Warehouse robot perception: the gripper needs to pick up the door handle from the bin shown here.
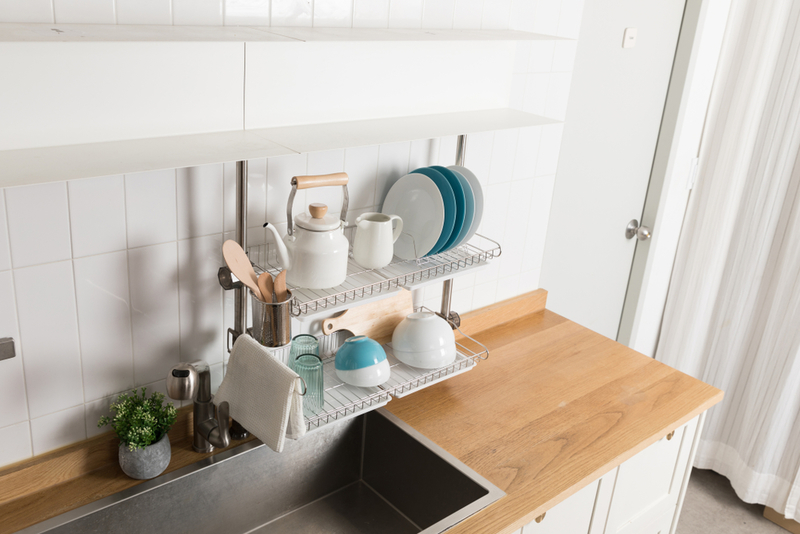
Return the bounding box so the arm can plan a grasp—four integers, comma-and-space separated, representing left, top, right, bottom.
626, 219, 652, 241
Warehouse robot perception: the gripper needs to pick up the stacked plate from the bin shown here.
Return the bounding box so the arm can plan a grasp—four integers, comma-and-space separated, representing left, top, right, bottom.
381, 165, 484, 260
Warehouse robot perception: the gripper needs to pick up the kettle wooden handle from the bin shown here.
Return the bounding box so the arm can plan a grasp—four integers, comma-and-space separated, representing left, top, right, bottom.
292, 172, 349, 189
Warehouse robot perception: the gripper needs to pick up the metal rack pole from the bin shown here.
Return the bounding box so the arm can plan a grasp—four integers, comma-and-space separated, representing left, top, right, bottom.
234, 160, 249, 340
440, 134, 467, 327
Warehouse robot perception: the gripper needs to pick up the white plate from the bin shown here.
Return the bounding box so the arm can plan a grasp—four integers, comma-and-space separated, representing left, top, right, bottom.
448, 165, 484, 245
382, 173, 445, 260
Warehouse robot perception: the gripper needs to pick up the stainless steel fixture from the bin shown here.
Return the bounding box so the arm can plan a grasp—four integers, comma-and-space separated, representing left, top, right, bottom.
625, 219, 653, 241
166, 361, 230, 453
20, 410, 505, 534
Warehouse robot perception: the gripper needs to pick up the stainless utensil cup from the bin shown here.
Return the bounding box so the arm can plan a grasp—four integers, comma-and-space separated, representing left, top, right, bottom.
250, 289, 293, 347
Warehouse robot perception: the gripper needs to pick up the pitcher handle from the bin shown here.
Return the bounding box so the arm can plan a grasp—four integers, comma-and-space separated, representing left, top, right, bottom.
390, 215, 404, 244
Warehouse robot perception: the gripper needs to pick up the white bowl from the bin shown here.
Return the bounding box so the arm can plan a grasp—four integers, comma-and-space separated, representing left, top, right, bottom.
392, 312, 456, 369
335, 359, 391, 387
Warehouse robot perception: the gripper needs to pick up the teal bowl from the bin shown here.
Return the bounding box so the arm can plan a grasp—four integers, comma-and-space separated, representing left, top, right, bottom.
335, 336, 391, 387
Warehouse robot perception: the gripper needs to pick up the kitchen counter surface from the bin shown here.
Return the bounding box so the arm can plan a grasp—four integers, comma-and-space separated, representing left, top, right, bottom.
0, 291, 722, 534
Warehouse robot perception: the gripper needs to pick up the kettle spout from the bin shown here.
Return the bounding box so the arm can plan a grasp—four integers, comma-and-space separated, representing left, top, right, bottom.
263, 222, 292, 271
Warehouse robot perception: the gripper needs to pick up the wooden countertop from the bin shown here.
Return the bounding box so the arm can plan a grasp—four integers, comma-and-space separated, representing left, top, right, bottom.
386, 295, 723, 534
0, 290, 722, 534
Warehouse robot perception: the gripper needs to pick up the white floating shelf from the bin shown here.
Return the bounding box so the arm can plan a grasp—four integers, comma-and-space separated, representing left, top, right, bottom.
0, 109, 557, 188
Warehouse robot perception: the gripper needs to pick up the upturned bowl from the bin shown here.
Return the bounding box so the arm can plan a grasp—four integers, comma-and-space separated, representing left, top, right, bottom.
335, 335, 391, 387
391, 312, 456, 369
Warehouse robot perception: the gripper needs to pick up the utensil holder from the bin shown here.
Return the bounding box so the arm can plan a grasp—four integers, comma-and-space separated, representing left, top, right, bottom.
250, 289, 293, 347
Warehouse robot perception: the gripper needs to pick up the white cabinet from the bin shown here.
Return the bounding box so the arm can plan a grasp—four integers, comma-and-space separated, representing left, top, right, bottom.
513, 414, 703, 534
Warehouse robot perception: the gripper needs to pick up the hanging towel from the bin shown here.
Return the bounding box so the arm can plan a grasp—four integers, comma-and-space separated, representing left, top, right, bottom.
214, 334, 306, 452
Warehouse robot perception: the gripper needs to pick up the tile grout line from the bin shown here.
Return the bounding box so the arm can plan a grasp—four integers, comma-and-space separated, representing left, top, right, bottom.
122, 174, 137, 393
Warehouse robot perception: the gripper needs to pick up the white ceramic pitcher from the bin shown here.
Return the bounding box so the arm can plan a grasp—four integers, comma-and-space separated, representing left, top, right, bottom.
353, 212, 403, 270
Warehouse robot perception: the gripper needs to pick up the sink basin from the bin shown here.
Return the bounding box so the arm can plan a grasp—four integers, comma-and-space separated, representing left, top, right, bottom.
22, 409, 504, 534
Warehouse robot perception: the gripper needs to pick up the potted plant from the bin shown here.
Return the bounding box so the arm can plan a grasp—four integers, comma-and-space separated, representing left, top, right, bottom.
98, 388, 178, 480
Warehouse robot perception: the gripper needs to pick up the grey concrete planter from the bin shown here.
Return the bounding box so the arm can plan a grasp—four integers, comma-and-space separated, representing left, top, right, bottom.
119, 433, 171, 480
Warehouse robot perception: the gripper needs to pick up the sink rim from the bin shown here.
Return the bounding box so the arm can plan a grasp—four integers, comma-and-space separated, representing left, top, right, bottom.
19, 408, 505, 534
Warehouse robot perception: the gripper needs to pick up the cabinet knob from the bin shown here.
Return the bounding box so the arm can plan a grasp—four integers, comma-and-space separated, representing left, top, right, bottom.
535, 512, 546, 523
666, 430, 675, 441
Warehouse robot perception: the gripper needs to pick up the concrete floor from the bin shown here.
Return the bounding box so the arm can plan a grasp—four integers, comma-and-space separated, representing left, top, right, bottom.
677, 469, 790, 534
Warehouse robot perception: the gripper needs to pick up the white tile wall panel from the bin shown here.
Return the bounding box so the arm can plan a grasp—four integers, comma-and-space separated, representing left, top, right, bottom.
375, 141, 411, 205
479, 182, 511, 239
557, 0, 584, 39
125, 169, 177, 249
352, 0, 389, 27
53, 0, 115, 24
437, 135, 459, 167
496, 273, 520, 301
84, 394, 116, 439
553, 40, 578, 72
314, 0, 353, 27
173, 0, 223, 25
224, 0, 270, 25
529, 40, 555, 72
306, 149, 346, 212
178, 235, 224, 365
499, 177, 534, 277
488, 129, 519, 184
533, 0, 561, 36
0, 271, 27, 428
452, 0, 483, 29
245, 41, 515, 131
5, 182, 72, 269
73, 251, 134, 402
115, 0, 172, 24
223, 162, 238, 233
480, 0, 510, 29
0, 0, 53, 23
422, 0, 455, 29
409, 138, 441, 171
388, 0, 423, 28
30, 405, 86, 455
272, 0, 312, 26
523, 73, 550, 116
0, 422, 32, 465
68, 175, 127, 258
544, 71, 572, 121
247, 159, 268, 228
513, 125, 542, 181
536, 123, 564, 176
509, 0, 535, 32
471, 279, 498, 310
177, 164, 224, 240
14, 261, 84, 418
344, 146, 380, 210
128, 242, 180, 386
524, 174, 555, 268
0, 190, 10, 271
463, 131, 494, 184
0, 42, 244, 151
266, 154, 308, 223
514, 41, 532, 73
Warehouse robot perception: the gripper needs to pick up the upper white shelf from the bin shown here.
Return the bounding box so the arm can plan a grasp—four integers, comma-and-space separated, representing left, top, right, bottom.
0, 109, 558, 188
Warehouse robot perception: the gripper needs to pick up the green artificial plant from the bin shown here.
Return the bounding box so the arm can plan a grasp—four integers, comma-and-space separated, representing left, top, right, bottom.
98, 388, 178, 451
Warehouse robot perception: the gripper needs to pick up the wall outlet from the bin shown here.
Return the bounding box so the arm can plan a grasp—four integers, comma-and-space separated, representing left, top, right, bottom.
623, 28, 638, 48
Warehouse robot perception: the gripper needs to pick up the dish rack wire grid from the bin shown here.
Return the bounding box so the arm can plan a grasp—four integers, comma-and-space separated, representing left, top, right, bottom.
264, 310, 489, 431
247, 226, 501, 317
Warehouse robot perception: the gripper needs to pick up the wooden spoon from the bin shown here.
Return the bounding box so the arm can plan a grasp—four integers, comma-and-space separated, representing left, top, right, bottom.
274, 270, 288, 303
257, 272, 274, 304
222, 240, 263, 301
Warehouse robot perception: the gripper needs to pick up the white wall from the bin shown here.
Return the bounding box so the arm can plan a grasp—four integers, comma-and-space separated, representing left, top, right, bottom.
0, 0, 584, 467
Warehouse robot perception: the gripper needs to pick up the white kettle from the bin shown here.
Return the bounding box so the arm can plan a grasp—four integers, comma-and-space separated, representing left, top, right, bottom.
264, 173, 350, 290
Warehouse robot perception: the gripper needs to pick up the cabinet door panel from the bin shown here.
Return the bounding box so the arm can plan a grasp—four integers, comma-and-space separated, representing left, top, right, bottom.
522, 479, 600, 534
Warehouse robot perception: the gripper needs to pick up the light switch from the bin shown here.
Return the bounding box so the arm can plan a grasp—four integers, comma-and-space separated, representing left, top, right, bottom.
622, 27, 638, 48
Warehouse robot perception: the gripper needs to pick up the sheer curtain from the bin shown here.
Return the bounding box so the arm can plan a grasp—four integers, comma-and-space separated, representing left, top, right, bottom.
656, 0, 800, 520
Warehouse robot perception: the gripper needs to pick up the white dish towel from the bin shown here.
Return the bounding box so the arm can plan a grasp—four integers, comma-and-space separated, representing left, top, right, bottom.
214, 334, 306, 452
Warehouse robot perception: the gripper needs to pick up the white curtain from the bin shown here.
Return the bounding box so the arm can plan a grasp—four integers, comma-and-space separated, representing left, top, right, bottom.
656, 0, 800, 520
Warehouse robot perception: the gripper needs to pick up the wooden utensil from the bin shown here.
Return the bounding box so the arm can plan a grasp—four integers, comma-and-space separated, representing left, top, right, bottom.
274, 270, 288, 303
222, 240, 263, 301
322, 290, 413, 343
257, 272, 274, 303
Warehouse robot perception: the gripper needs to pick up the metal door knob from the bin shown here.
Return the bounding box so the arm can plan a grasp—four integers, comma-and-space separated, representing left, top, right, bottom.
625, 220, 652, 241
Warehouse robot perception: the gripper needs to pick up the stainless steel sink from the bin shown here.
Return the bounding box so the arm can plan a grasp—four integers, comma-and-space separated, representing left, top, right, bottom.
21, 409, 504, 534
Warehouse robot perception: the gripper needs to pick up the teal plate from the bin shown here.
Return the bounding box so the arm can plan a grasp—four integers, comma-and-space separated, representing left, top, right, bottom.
432, 166, 473, 251
411, 167, 457, 255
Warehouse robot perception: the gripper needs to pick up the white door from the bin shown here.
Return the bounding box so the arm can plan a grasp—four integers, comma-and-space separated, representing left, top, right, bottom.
539, 0, 687, 338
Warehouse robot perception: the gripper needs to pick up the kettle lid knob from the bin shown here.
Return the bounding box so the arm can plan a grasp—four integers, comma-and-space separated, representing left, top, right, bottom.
309, 203, 328, 219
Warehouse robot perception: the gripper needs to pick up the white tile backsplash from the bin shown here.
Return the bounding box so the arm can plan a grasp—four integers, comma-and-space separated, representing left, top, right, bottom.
173, 0, 223, 25
73, 252, 134, 402
68, 175, 127, 258
14, 261, 84, 419
5, 182, 72, 269
31, 405, 86, 455
125, 170, 177, 249
0, 189, 11, 271
0, 0, 582, 466
0, 0, 53, 23
115, 0, 172, 24
128, 242, 180, 386
53, 0, 115, 23
177, 164, 224, 240
0, 271, 27, 428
